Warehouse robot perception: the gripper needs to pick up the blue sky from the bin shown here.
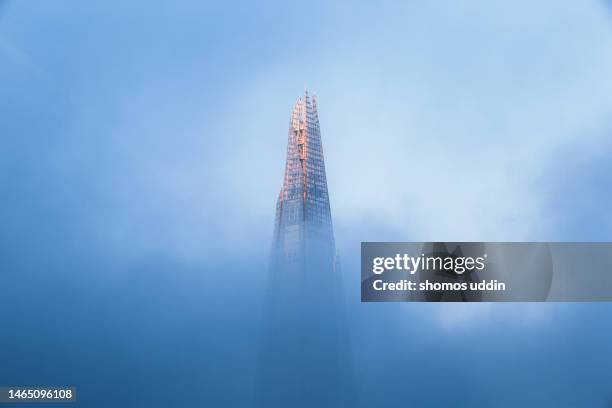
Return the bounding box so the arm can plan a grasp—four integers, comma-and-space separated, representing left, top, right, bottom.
1, 1, 612, 406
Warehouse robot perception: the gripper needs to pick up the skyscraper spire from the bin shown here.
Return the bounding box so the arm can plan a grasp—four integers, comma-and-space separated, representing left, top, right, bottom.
257, 91, 354, 406
273, 90, 335, 267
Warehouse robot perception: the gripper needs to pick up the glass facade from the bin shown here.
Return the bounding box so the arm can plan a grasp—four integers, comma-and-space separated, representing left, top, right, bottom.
273, 90, 336, 268
258, 91, 354, 407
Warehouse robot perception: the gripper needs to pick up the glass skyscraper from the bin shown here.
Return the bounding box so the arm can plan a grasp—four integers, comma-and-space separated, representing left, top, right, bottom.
272, 90, 336, 271
257, 91, 354, 407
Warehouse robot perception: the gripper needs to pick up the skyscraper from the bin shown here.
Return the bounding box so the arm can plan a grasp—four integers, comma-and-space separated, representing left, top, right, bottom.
257, 91, 354, 407
272, 90, 336, 272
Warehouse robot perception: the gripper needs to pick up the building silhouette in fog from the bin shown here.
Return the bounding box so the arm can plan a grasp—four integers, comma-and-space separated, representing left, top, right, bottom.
257, 90, 353, 407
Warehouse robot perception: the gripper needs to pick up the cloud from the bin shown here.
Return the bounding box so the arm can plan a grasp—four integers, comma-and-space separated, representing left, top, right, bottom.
222, 0, 612, 329
4, 0, 612, 270
431, 303, 558, 332
230, 0, 612, 244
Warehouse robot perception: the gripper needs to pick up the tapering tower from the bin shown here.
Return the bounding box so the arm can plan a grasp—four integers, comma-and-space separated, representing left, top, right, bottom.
257, 91, 354, 407
273, 90, 335, 270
